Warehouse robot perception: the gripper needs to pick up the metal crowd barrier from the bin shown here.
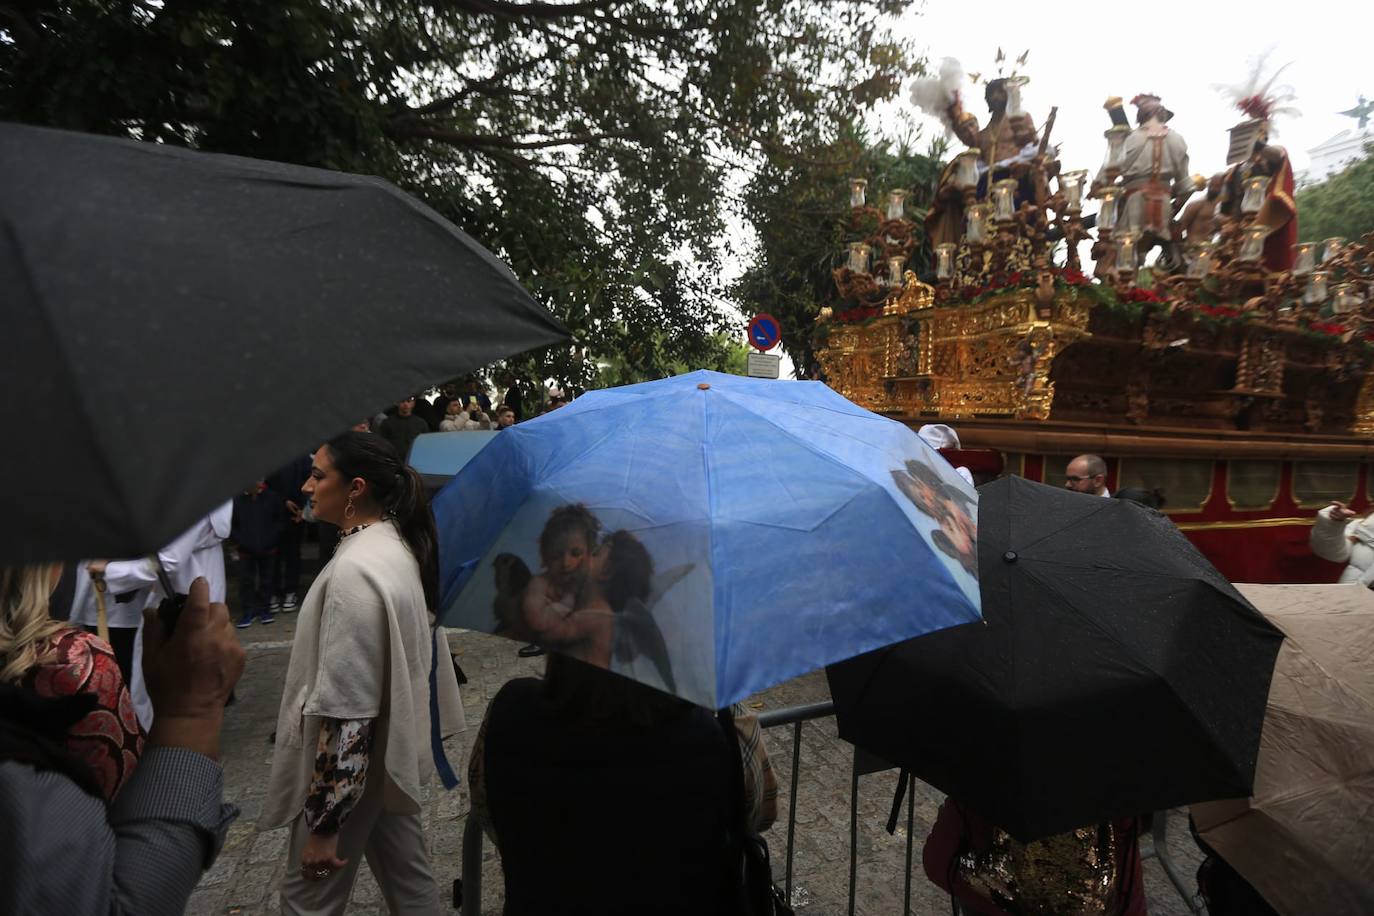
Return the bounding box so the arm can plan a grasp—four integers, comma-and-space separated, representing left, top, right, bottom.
456, 699, 1204, 914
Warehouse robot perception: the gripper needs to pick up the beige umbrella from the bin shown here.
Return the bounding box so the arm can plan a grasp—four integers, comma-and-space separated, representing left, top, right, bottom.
1191, 583, 1374, 916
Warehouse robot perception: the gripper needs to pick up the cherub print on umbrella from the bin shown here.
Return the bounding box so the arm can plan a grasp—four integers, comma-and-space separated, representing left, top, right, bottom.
492, 504, 684, 695
891, 460, 978, 578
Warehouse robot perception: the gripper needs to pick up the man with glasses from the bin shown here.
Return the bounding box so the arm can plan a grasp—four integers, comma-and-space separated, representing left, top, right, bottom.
1065, 454, 1111, 497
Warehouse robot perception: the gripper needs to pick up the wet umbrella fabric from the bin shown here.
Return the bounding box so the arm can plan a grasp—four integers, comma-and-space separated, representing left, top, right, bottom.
1191, 583, 1374, 916
0, 122, 568, 563
431, 370, 982, 710
827, 475, 1284, 843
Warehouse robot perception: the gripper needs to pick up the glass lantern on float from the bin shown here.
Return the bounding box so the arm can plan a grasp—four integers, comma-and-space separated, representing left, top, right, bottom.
1097, 187, 1121, 234
1186, 241, 1215, 280
1237, 226, 1267, 262
934, 243, 956, 280
1240, 176, 1270, 215
849, 178, 868, 209
886, 189, 908, 221
1059, 170, 1087, 214
1102, 125, 1130, 175
887, 257, 905, 288
1332, 283, 1362, 315
953, 150, 981, 191
1292, 243, 1318, 277
965, 203, 992, 244
1321, 237, 1346, 263
1115, 231, 1141, 275
847, 242, 870, 274
991, 179, 1018, 222
1304, 270, 1330, 305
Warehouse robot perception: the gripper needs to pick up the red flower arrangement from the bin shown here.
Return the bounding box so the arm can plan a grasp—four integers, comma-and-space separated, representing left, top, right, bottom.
1198, 304, 1241, 319
1121, 287, 1165, 304
833, 305, 885, 324
1308, 321, 1349, 336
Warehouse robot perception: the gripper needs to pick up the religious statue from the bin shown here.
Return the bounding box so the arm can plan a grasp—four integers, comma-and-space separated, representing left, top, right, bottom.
1178, 173, 1224, 244
1216, 58, 1300, 272
912, 56, 1040, 249
1114, 94, 1191, 267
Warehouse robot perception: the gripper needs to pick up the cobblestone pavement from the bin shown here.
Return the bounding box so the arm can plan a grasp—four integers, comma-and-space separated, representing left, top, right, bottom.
191, 555, 1205, 915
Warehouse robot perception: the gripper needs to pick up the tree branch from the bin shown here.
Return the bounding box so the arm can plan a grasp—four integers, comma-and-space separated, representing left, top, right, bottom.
447, 0, 615, 20
390, 121, 635, 150
0, 4, 40, 44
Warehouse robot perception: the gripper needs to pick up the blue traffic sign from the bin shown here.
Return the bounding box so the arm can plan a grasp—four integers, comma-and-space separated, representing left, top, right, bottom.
748, 313, 782, 352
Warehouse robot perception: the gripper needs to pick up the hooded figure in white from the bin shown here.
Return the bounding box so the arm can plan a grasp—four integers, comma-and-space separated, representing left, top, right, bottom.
917, 424, 975, 486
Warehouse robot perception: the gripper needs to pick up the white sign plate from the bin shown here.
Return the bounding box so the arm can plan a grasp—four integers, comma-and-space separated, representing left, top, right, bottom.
746, 352, 781, 379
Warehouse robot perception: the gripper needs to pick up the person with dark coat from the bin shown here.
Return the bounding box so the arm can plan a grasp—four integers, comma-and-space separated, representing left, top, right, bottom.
231, 482, 286, 628
377, 397, 430, 461
266, 452, 313, 612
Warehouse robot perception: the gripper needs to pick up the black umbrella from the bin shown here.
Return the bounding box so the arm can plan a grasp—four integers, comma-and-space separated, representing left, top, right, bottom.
0, 122, 569, 563
826, 476, 1284, 842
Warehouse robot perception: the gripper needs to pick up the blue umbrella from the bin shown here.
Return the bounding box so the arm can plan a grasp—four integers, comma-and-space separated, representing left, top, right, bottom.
432, 370, 980, 708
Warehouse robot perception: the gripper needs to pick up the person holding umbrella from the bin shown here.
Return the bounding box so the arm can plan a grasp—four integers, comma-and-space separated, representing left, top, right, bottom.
261, 431, 464, 914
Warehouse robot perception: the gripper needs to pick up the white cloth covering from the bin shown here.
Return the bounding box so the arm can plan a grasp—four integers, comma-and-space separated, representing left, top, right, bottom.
1310, 505, 1374, 587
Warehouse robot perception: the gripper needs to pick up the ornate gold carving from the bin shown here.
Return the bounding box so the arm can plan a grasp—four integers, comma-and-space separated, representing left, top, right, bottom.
1354, 372, 1374, 436
820, 288, 1091, 420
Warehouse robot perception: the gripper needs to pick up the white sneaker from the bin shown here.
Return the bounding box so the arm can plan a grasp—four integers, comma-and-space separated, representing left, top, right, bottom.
268, 595, 283, 611
282, 592, 298, 610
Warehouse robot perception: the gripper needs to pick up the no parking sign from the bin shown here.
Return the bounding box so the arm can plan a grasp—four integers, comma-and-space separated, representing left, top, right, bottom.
747, 313, 782, 352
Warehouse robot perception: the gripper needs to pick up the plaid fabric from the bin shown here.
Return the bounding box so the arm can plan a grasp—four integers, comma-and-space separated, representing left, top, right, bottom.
730, 704, 778, 833
1, 747, 236, 915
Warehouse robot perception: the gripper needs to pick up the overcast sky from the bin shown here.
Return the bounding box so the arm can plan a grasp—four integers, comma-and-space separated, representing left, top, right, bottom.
897, 0, 1374, 181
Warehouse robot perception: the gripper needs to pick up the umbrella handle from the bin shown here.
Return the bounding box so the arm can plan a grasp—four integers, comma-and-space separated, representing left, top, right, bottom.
91, 575, 111, 645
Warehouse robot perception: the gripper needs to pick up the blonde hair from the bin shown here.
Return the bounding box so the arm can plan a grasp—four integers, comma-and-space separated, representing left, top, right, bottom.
0, 564, 68, 684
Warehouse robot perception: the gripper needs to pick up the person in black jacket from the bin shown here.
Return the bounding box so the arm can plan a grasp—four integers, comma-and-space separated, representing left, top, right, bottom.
231, 482, 286, 628
266, 453, 313, 612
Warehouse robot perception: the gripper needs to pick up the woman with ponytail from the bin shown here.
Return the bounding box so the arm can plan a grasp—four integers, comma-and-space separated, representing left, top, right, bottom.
262, 431, 464, 914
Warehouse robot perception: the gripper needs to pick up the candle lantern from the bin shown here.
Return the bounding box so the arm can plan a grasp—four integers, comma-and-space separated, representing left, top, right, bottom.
1059, 170, 1087, 213
1102, 125, 1130, 171
1240, 175, 1270, 214
1097, 187, 1121, 233
1186, 241, 1214, 279
1304, 271, 1330, 305
886, 189, 908, 221
1237, 227, 1267, 262
849, 178, 868, 209
1321, 237, 1346, 263
1332, 283, 1362, 315
888, 256, 905, 287
1292, 243, 1318, 277
934, 243, 956, 280
991, 179, 1018, 222
847, 242, 870, 274
965, 203, 992, 244
953, 151, 981, 190
1115, 231, 1141, 274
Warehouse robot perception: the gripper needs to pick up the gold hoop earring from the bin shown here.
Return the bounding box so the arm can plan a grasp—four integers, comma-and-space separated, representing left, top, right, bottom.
344, 496, 356, 520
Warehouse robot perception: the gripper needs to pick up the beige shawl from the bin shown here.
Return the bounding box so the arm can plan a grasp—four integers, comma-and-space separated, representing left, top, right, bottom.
261, 520, 465, 829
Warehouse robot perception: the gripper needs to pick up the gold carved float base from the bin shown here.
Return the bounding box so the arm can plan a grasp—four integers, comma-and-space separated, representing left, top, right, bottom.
818, 288, 1091, 421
